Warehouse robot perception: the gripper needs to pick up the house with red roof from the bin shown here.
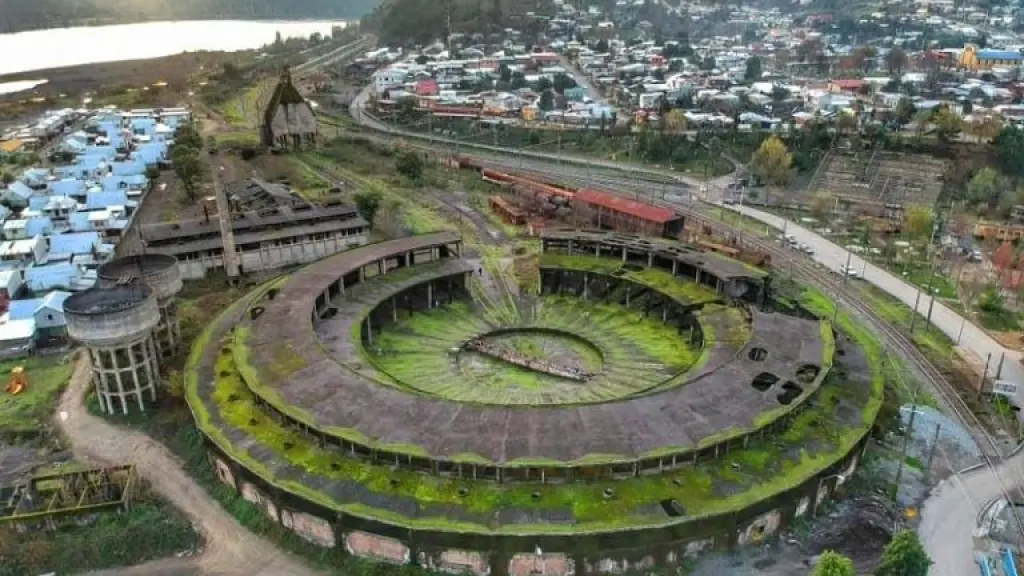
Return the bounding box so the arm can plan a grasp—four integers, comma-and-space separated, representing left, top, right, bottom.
415, 79, 439, 96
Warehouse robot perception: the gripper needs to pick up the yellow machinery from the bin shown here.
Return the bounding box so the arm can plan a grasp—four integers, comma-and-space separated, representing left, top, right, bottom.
5, 365, 26, 395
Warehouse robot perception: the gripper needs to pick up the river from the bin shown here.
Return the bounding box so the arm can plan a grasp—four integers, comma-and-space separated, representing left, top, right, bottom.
0, 19, 348, 78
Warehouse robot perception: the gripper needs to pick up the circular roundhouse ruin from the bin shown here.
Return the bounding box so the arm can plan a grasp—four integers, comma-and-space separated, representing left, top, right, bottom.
185, 230, 882, 575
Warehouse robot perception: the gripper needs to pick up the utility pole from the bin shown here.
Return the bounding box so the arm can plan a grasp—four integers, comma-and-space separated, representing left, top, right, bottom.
893, 391, 920, 505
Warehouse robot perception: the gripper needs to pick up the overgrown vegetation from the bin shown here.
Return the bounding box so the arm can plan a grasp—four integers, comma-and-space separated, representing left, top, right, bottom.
0, 356, 73, 441
0, 495, 199, 576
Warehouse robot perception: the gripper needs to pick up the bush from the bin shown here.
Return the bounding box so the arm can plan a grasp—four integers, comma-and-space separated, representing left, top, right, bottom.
396, 151, 424, 180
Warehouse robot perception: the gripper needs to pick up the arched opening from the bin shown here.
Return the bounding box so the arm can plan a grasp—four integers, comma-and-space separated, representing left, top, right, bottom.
795, 364, 821, 384
748, 347, 768, 362
776, 381, 803, 405
751, 372, 780, 392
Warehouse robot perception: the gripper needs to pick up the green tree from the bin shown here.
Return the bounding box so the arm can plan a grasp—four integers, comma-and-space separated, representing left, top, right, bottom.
933, 106, 963, 142
170, 145, 204, 202
539, 90, 555, 112
906, 206, 935, 245
967, 167, 1004, 208
175, 122, 203, 150
744, 56, 763, 81
875, 530, 932, 576
1, 172, 13, 186
750, 135, 794, 186
813, 550, 856, 576
353, 191, 382, 229
994, 125, 1024, 179
396, 151, 424, 180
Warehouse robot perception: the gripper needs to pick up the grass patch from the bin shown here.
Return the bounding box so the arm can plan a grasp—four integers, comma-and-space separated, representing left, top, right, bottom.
0, 495, 199, 576
0, 356, 74, 440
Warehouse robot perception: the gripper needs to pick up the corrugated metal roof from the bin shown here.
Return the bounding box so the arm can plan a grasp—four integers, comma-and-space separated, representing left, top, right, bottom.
575, 188, 680, 224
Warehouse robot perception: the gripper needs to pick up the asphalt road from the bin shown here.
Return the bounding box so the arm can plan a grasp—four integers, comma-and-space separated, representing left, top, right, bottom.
724, 204, 1024, 392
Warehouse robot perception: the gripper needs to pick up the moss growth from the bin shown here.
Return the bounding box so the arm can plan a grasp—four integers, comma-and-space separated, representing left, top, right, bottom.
540, 253, 722, 305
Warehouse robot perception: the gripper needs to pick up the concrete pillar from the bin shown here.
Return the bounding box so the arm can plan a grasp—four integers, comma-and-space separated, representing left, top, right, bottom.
392, 297, 398, 322
568, 240, 574, 256
90, 335, 160, 416
366, 316, 373, 345
404, 252, 411, 267
625, 287, 630, 307
427, 282, 434, 309
672, 260, 678, 276
359, 266, 365, 282
378, 260, 384, 276
583, 274, 588, 300
622, 247, 627, 262
647, 252, 653, 267
596, 245, 601, 258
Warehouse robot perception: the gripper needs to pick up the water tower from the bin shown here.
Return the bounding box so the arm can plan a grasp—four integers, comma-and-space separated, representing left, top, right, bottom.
63, 285, 161, 415
96, 253, 182, 357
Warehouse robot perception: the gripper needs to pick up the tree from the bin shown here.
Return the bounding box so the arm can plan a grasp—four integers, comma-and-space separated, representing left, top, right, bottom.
813, 551, 856, 576
353, 191, 382, 229
885, 47, 909, 76
744, 56, 763, 81
967, 167, 1004, 208
875, 530, 932, 576
851, 45, 876, 72
170, 145, 204, 202
993, 125, 1024, 180
175, 121, 203, 150
895, 98, 917, 129
968, 114, 1003, 142
993, 241, 1015, 271
808, 191, 832, 219
933, 106, 963, 142
836, 112, 857, 134
750, 136, 794, 186
664, 109, 687, 133
906, 206, 935, 245
0, 172, 13, 186
538, 90, 555, 112
396, 151, 424, 180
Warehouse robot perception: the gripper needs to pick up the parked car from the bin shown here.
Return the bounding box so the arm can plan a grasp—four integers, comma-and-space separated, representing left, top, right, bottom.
799, 243, 814, 255
839, 265, 860, 278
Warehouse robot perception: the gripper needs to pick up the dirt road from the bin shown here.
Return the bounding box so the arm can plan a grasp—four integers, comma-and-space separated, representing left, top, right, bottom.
59, 354, 323, 576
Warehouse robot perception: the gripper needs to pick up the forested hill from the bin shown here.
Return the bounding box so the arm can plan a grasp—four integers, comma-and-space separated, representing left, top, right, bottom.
362, 0, 556, 47
0, 0, 379, 34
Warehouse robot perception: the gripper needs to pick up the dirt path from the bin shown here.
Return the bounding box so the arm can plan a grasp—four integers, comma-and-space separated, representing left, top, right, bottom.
58, 354, 324, 576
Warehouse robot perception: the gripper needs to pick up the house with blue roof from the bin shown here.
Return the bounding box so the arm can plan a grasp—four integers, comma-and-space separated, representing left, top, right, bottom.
22, 168, 51, 189
0, 290, 72, 355
24, 217, 54, 238
111, 159, 146, 176
24, 262, 95, 293
47, 231, 100, 259
959, 44, 1024, 70
2, 181, 33, 208
102, 174, 148, 196
48, 178, 85, 198
133, 142, 169, 165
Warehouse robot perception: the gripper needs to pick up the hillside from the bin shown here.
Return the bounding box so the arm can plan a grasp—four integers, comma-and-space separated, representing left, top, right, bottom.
362, 0, 555, 47
0, 0, 380, 34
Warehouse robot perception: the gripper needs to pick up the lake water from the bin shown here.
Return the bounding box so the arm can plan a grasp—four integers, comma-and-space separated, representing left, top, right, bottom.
0, 20, 349, 77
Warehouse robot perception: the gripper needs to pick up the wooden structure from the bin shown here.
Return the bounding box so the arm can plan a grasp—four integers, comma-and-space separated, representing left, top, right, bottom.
1, 465, 137, 531
260, 67, 318, 149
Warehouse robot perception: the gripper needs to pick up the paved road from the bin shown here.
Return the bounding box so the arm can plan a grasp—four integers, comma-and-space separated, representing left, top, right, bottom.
724, 203, 1024, 392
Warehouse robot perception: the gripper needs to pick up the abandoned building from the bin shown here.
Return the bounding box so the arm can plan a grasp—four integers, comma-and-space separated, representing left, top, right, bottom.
141, 204, 369, 279
225, 178, 309, 212
260, 67, 318, 149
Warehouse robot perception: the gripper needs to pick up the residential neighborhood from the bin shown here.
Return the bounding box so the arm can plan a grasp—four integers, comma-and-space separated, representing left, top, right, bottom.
0, 105, 187, 355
